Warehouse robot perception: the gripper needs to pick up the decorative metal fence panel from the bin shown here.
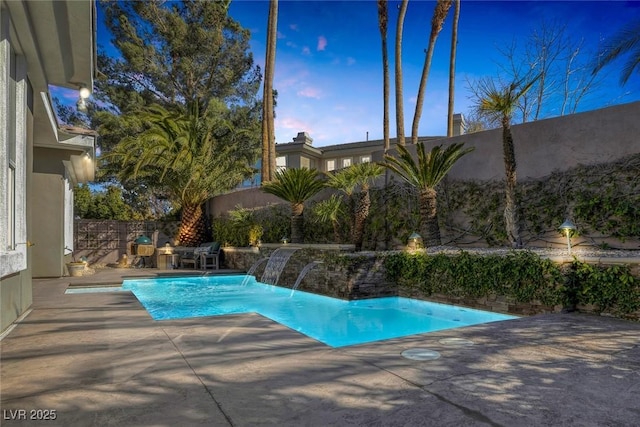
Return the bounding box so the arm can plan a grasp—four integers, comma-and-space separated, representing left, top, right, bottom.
74, 220, 180, 264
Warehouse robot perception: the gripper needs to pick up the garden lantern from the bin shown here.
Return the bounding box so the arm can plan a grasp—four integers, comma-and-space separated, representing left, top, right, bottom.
559, 219, 576, 254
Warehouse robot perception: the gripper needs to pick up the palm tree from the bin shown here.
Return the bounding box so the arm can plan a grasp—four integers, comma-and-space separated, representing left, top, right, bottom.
447, 0, 460, 137
109, 103, 258, 246
326, 162, 384, 251
395, 0, 409, 146
377, 0, 390, 152
262, 0, 279, 183
383, 142, 474, 247
262, 168, 324, 243
411, 0, 452, 145
474, 76, 539, 248
312, 194, 345, 243
593, 18, 640, 85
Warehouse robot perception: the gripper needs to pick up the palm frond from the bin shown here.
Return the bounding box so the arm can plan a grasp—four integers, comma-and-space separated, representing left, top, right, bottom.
262, 168, 324, 204
383, 142, 474, 190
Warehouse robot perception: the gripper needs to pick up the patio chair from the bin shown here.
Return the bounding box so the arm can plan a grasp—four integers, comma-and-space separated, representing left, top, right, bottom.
199, 242, 221, 270
180, 242, 220, 269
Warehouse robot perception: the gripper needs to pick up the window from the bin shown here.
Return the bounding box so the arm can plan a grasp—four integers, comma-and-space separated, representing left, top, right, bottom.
360, 155, 371, 163
276, 156, 287, 172
1, 13, 28, 276
326, 159, 336, 171
342, 158, 352, 168
6, 44, 17, 250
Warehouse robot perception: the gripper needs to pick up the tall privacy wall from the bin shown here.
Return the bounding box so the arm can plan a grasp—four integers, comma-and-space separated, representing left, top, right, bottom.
374, 101, 640, 181
209, 102, 640, 215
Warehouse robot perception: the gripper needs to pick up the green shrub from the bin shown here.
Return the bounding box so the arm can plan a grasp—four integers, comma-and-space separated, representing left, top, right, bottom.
385, 250, 567, 306
569, 262, 640, 316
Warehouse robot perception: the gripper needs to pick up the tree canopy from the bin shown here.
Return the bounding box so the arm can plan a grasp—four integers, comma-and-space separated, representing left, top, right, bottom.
90, 0, 262, 224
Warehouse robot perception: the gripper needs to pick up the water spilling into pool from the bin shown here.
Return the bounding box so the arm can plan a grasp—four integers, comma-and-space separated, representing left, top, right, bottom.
119, 275, 517, 347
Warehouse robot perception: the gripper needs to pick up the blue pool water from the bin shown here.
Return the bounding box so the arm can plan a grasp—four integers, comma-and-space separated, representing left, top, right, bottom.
118, 275, 517, 347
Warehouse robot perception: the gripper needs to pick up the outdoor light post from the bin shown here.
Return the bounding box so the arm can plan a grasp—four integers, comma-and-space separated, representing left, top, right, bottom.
559, 219, 576, 255
407, 232, 423, 251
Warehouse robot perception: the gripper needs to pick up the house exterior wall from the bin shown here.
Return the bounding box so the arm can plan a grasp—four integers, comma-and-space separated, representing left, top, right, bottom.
1, 4, 31, 333
1, 0, 95, 334
30, 173, 65, 278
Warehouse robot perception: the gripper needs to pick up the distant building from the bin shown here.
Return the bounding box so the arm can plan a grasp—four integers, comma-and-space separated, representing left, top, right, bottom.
236, 114, 466, 188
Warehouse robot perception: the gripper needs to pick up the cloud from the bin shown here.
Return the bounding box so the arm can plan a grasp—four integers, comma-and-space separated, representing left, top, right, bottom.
289, 24, 299, 31
317, 36, 327, 51
346, 57, 356, 66
286, 41, 298, 49
277, 31, 286, 39
276, 116, 314, 139
297, 87, 322, 99
302, 46, 311, 55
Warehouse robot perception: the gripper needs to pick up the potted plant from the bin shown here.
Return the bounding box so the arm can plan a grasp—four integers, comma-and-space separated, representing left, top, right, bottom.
248, 224, 264, 247
65, 246, 86, 277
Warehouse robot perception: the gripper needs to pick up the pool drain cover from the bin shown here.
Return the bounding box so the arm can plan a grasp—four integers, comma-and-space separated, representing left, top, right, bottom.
401, 348, 441, 361
439, 338, 475, 347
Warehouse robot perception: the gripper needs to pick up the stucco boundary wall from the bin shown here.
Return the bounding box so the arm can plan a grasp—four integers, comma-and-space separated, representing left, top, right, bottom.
224, 245, 640, 320
372, 101, 640, 181
209, 101, 640, 216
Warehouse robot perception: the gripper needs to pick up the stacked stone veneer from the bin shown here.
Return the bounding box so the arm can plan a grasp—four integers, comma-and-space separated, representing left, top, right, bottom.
399, 288, 560, 316
222, 245, 396, 299
222, 245, 640, 319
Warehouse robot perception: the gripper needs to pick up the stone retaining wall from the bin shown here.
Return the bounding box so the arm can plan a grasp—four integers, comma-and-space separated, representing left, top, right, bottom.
399, 289, 561, 316
223, 245, 640, 319
223, 245, 395, 299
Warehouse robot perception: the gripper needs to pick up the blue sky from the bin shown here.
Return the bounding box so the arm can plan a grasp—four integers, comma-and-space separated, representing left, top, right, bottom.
61, 1, 639, 148
227, 0, 640, 146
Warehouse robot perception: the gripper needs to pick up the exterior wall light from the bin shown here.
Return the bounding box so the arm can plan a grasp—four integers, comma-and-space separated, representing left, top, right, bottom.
281, 236, 289, 245
559, 219, 576, 254
79, 87, 91, 99
407, 232, 423, 251
77, 86, 91, 113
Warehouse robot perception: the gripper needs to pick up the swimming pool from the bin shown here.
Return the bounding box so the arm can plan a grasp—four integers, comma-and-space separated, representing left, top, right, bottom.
114, 275, 517, 347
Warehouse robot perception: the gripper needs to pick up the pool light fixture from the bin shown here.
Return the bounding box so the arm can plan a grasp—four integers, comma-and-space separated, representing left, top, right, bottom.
559, 219, 576, 254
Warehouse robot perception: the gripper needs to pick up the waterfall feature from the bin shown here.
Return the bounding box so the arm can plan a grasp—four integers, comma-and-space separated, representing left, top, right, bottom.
241, 257, 270, 286
260, 247, 300, 285
290, 261, 323, 296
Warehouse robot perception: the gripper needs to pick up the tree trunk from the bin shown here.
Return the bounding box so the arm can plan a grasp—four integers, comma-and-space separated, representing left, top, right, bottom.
378, 0, 390, 153
502, 118, 521, 248
261, 0, 278, 183
447, 0, 460, 137
418, 187, 441, 247
411, 0, 451, 145
352, 189, 371, 251
179, 203, 206, 246
394, 0, 408, 146
290, 202, 304, 243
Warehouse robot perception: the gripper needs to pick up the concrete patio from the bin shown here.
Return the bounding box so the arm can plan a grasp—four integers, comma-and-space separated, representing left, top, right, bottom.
1, 268, 639, 426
